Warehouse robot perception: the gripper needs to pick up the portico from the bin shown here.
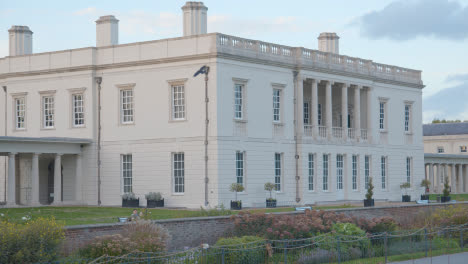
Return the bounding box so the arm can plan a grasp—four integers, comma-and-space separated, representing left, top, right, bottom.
424, 154, 468, 194
0, 137, 91, 206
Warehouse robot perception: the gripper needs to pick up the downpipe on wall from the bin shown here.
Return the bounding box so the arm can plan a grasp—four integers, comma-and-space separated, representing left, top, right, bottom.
95, 77, 102, 206
2, 85, 6, 203
293, 71, 301, 204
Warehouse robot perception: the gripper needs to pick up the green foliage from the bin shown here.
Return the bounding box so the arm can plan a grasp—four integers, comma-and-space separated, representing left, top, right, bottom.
366, 177, 374, 200
121, 192, 137, 200
442, 176, 450, 197
399, 182, 410, 189
264, 182, 275, 199
420, 179, 431, 188
229, 183, 244, 201
431, 119, 465, 123
428, 205, 468, 227
321, 223, 370, 252
144, 192, 162, 201
0, 217, 65, 264
214, 236, 265, 264
78, 220, 169, 258
198, 204, 232, 216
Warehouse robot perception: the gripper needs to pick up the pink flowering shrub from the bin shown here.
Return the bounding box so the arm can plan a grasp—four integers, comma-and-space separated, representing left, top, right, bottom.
79, 220, 170, 258
230, 210, 397, 240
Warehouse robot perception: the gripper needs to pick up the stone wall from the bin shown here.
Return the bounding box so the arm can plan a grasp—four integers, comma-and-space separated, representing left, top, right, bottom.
63, 202, 468, 253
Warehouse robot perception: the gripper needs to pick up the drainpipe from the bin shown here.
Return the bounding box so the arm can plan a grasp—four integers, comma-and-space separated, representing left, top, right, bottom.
293, 71, 301, 203
2, 86, 6, 203
95, 77, 102, 206
203, 67, 210, 206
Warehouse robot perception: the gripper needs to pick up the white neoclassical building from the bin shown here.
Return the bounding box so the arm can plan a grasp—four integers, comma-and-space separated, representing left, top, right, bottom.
423, 123, 468, 194
0, 2, 425, 208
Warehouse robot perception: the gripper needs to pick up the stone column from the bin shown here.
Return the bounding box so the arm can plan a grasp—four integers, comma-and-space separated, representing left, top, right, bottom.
311, 79, 318, 138
31, 153, 40, 206
451, 164, 456, 194
354, 85, 361, 140
7, 153, 17, 206
297, 75, 304, 137
429, 163, 434, 193
75, 154, 83, 203
366, 87, 373, 143
435, 163, 440, 193
463, 164, 467, 193
53, 154, 62, 205
458, 164, 463, 193
341, 83, 348, 140
325, 81, 332, 139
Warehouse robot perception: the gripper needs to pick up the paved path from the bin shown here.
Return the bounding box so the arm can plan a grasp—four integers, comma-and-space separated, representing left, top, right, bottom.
390, 252, 468, 264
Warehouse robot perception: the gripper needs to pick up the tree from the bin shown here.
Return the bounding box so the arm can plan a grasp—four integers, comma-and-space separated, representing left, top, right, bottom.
400, 182, 411, 196
230, 183, 244, 202
365, 177, 374, 200
420, 179, 431, 194
442, 176, 450, 197
264, 182, 275, 201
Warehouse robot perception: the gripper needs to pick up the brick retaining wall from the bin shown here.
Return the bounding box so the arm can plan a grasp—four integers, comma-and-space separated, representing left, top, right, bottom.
63, 202, 468, 253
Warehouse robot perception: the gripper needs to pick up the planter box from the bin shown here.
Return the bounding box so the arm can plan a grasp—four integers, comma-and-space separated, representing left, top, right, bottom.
363, 199, 374, 207
420, 195, 429, 200
402, 195, 411, 202
231, 200, 242, 210
441, 196, 451, 203
122, 198, 139, 208
266, 199, 277, 208
147, 199, 164, 208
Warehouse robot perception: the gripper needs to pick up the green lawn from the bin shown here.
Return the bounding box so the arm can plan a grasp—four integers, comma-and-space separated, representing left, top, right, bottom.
429, 193, 468, 201
0, 204, 356, 226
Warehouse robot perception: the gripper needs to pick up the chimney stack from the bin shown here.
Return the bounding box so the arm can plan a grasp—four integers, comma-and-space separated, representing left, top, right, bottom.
95, 15, 119, 47
181, 2, 208, 36
9, 26, 33, 56
318, 32, 339, 54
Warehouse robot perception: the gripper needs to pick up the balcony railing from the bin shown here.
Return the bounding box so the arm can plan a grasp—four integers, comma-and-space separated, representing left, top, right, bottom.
347, 128, 355, 139
303, 126, 370, 144
332, 127, 343, 139
318, 126, 327, 139
361, 129, 368, 141
304, 125, 313, 137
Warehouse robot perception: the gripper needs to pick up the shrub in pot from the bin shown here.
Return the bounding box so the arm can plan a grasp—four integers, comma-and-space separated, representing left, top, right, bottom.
364, 177, 374, 207
400, 182, 411, 202
145, 192, 164, 208
264, 182, 277, 208
420, 179, 431, 200
122, 192, 139, 208
441, 177, 451, 203
230, 183, 244, 210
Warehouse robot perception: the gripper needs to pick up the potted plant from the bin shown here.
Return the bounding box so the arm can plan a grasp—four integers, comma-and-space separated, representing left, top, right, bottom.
400, 182, 411, 202
229, 183, 244, 210
364, 177, 374, 207
420, 179, 431, 200
145, 192, 164, 208
441, 177, 451, 203
122, 192, 139, 208
264, 182, 277, 208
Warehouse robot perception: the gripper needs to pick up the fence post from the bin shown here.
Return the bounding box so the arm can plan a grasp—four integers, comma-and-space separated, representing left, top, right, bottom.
461, 228, 464, 249
336, 235, 341, 264
284, 240, 288, 264
424, 228, 428, 257
384, 232, 388, 264
221, 248, 225, 264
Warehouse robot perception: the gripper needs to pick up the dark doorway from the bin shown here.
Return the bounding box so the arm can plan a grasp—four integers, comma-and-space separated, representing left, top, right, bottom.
47, 161, 63, 204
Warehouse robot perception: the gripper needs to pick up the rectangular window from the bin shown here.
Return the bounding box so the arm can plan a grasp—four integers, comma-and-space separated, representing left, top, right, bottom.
404, 104, 411, 132
461, 146, 467, 153
379, 102, 385, 130
273, 89, 281, 122
122, 154, 132, 193
352, 155, 358, 190
318, 104, 322, 125
274, 153, 282, 191
406, 157, 411, 184
120, 89, 134, 124
173, 153, 185, 193
72, 94, 84, 127
437, 147, 444, 153
303, 102, 309, 124
365, 155, 370, 189
236, 151, 244, 186
336, 154, 344, 190
172, 85, 185, 120
323, 154, 329, 191
15, 97, 26, 129
234, 84, 243, 119
381, 156, 387, 189
43, 96, 55, 128
308, 153, 314, 191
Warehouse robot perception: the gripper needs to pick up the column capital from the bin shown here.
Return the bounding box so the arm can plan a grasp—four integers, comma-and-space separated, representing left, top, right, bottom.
8, 152, 17, 156
32, 153, 42, 156
55, 153, 64, 157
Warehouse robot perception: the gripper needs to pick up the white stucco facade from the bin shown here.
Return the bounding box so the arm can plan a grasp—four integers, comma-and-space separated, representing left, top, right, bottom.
0, 2, 425, 208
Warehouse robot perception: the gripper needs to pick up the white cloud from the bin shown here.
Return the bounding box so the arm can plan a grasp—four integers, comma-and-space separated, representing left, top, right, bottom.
74, 7, 97, 16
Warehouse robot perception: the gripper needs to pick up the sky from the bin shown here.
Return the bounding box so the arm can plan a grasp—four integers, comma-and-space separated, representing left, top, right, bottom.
1, 0, 467, 123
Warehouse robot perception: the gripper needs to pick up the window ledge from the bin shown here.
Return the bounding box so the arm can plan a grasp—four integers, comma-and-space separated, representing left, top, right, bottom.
120, 122, 135, 126
169, 119, 187, 123
41, 127, 56, 131
379, 130, 388, 133
171, 193, 184, 196
72, 125, 86, 129
273, 122, 285, 126
234, 119, 248, 123
405, 132, 413, 135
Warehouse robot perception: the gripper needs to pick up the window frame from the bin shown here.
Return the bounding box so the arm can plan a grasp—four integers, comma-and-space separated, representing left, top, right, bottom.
379, 98, 389, 131
460, 146, 467, 153
352, 155, 358, 191
336, 154, 344, 190
318, 103, 322, 126
173, 152, 185, 194
121, 154, 133, 194
42, 95, 55, 129
118, 84, 135, 125
381, 156, 387, 190
364, 155, 371, 190
303, 102, 309, 125
13, 95, 26, 130
308, 153, 314, 191
406, 157, 412, 184
236, 151, 245, 188
274, 153, 282, 192
273, 88, 282, 123
323, 154, 329, 191
171, 84, 186, 121
72, 93, 85, 128
437, 146, 444, 153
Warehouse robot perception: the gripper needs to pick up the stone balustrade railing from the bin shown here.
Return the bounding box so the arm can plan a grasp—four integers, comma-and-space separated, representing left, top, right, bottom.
216, 34, 422, 85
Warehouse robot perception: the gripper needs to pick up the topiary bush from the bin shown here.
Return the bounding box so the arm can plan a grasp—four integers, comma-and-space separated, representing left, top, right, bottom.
213, 236, 265, 264
78, 220, 170, 258
0, 217, 65, 264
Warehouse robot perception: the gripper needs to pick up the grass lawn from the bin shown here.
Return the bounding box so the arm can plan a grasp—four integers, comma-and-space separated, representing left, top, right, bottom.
0, 204, 355, 226
428, 193, 468, 201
